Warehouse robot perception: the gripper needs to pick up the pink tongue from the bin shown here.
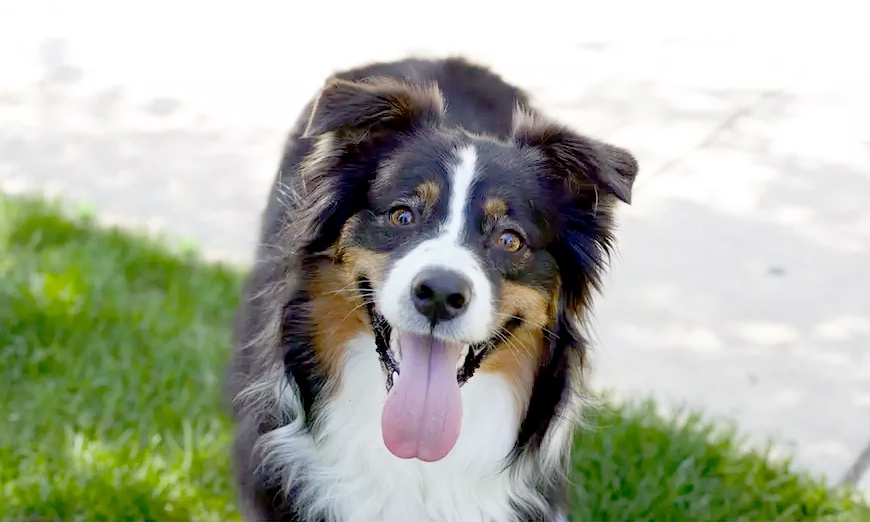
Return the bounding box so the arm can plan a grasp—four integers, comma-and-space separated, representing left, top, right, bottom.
381, 332, 463, 462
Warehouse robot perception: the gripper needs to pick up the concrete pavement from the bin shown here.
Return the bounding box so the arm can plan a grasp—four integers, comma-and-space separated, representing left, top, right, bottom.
2, 0, 869, 490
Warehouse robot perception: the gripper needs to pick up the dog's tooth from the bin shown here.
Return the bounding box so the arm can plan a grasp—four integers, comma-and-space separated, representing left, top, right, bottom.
392, 371, 399, 382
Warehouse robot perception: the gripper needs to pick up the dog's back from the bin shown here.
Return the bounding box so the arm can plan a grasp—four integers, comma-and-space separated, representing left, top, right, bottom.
333, 57, 529, 136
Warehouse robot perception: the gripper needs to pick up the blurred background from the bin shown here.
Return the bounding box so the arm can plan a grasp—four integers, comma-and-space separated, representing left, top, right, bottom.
2, 0, 868, 502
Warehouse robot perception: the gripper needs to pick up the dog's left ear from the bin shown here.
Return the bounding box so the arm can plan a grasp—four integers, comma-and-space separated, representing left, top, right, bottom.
303, 77, 445, 140
511, 107, 638, 204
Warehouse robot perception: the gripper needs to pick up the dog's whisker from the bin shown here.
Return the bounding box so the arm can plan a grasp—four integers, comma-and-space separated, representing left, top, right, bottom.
493, 328, 530, 364
493, 310, 558, 338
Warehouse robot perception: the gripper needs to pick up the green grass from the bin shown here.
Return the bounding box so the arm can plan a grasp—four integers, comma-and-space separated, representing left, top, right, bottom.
0, 193, 867, 522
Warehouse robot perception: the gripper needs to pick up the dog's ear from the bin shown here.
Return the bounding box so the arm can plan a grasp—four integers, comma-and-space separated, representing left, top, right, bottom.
303, 77, 445, 140
511, 106, 638, 204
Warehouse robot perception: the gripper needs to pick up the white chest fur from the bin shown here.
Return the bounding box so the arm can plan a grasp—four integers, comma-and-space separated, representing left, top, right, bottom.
269, 333, 532, 522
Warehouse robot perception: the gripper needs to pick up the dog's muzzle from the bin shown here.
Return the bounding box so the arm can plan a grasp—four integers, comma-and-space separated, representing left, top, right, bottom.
357, 278, 521, 391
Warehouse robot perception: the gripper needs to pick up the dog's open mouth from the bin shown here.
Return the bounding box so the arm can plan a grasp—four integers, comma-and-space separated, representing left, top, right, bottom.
358, 278, 521, 461
358, 278, 521, 390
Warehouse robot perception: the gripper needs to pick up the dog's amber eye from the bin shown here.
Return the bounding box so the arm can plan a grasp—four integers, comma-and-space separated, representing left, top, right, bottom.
497, 230, 523, 253
389, 206, 415, 226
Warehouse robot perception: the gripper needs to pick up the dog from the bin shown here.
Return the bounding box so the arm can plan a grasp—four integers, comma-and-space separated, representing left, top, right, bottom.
227, 56, 638, 522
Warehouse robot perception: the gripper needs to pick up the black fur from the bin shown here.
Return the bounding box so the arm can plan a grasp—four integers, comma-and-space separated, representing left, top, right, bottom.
227, 56, 638, 521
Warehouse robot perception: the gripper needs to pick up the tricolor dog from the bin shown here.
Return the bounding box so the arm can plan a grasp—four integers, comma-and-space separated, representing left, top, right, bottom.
227, 56, 639, 521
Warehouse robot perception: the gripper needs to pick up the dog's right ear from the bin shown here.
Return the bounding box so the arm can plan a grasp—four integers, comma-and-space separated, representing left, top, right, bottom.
511, 106, 638, 205
303, 77, 445, 140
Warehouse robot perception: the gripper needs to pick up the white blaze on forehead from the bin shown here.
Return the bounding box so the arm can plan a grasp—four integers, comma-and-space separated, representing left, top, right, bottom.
376, 143, 495, 343
442, 145, 478, 242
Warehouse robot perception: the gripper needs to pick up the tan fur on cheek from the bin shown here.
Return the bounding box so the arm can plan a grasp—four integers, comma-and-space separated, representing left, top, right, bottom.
307, 262, 370, 379
478, 281, 553, 414
498, 282, 550, 330
307, 244, 389, 385
478, 328, 545, 416
340, 246, 389, 286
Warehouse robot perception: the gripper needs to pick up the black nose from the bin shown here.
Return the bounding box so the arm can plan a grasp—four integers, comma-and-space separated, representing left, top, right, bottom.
411, 268, 472, 324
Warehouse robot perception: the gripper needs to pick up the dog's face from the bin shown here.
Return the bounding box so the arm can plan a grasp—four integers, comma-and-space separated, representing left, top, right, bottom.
349, 134, 557, 342
299, 77, 637, 462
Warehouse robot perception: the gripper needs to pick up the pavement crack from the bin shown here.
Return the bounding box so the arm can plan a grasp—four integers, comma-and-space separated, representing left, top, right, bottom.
839, 437, 870, 487
644, 89, 784, 181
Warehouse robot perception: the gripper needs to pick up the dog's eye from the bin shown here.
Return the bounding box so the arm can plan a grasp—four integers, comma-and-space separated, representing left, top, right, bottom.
497, 230, 524, 253
389, 206, 415, 226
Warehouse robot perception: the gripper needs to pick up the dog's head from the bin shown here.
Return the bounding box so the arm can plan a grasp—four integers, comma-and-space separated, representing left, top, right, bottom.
293, 76, 637, 462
